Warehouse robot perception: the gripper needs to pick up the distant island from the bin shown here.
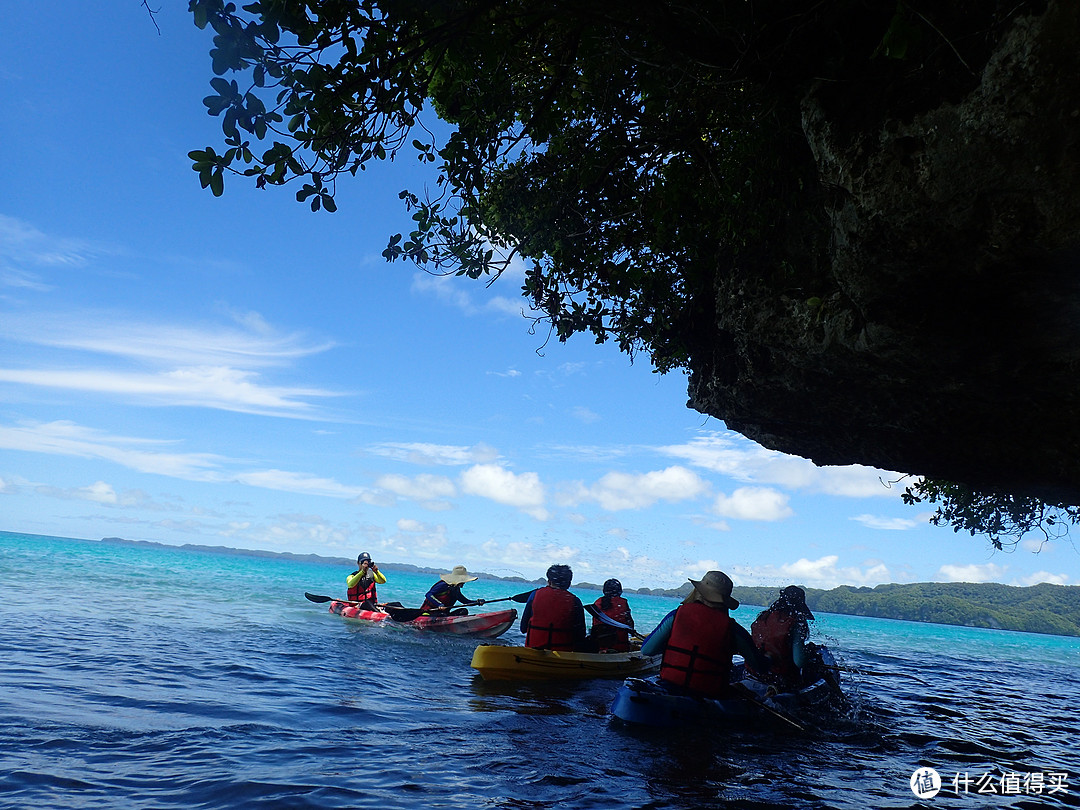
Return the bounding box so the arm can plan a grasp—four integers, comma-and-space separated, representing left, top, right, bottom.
100, 537, 1080, 637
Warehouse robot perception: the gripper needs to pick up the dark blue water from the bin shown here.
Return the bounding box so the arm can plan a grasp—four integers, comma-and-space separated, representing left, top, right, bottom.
1, 531, 1078, 809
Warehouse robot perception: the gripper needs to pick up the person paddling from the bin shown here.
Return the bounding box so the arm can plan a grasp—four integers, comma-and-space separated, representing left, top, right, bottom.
590, 578, 635, 652
346, 552, 386, 610
419, 565, 486, 615
520, 564, 588, 651
641, 570, 768, 698
747, 585, 815, 689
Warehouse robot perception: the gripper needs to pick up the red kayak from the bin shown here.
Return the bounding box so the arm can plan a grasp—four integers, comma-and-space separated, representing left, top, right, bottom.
327, 600, 517, 638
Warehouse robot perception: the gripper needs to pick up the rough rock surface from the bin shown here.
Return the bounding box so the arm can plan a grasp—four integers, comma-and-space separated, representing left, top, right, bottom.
687, 0, 1080, 502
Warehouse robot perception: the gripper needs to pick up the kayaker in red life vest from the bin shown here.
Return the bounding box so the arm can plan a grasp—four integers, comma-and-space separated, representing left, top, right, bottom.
419, 565, 487, 614
520, 564, 588, 651
346, 552, 386, 609
590, 578, 635, 652
640, 570, 769, 698
747, 585, 815, 689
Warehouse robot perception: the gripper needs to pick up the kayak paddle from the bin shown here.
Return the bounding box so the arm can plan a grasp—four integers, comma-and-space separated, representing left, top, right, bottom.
731, 683, 808, 732
485, 590, 535, 604
584, 604, 647, 640
384, 591, 534, 622
304, 593, 392, 610
305, 592, 346, 604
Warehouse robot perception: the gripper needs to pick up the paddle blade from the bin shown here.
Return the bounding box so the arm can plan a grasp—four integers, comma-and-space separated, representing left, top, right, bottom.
585, 604, 645, 639
509, 590, 534, 603
383, 606, 429, 622
305, 592, 335, 603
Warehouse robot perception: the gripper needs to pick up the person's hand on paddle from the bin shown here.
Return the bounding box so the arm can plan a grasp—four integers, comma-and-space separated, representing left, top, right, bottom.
475, 599, 486, 605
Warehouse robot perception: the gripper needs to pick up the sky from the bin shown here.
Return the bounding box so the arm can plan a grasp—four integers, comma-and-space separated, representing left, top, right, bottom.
1, 3, 1075, 592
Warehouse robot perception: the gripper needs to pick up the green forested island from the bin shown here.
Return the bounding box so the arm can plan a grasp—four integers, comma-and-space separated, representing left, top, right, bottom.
725, 582, 1080, 638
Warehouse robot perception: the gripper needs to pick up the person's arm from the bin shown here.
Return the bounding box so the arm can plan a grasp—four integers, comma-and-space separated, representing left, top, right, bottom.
640, 609, 677, 656
572, 596, 588, 643
419, 583, 440, 610
372, 566, 387, 585
345, 570, 363, 588
519, 591, 535, 634
732, 621, 770, 673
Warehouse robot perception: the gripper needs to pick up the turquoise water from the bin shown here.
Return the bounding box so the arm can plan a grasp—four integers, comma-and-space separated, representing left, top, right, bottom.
1, 530, 1078, 809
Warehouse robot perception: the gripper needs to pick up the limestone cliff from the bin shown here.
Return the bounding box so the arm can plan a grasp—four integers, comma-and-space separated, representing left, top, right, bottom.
687, 0, 1080, 503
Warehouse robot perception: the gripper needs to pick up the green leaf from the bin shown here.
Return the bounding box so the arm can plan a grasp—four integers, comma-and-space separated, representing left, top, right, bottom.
209, 169, 224, 197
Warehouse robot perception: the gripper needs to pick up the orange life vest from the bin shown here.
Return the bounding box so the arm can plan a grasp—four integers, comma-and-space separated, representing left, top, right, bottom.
347, 571, 378, 604
750, 609, 802, 683
525, 587, 581, 651
591, 595, 632, 651
659, 602, 734, 697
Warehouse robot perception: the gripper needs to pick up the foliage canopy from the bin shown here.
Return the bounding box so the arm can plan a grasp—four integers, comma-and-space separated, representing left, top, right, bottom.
187, 0, 845, 370
188, 0, 1074, 551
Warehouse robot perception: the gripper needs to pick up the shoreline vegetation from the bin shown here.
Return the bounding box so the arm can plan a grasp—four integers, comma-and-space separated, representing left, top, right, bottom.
97, 536, 1080, 638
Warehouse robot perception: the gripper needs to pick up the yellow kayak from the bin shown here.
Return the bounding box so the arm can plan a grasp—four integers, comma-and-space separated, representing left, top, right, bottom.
470, 644, 661, 682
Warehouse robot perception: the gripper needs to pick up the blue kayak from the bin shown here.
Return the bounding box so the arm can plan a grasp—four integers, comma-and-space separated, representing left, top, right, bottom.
610, 650, 845, 729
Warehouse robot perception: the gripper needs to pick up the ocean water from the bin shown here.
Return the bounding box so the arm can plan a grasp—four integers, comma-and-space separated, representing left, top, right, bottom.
1, 530, 1078, 810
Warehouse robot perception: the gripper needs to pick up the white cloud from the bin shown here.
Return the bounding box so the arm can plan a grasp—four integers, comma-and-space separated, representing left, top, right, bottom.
730, 554, 891, 589
386, 518, 450, 558
460, 464, 548, 519
0, 420, 224, 480
1018, 571, 1070, 586
411, 272, 525, 318
850, 513, 923, 530
479, 538, 581, 572
0, 311, 336, 368
0, 311, 343, 418
0, 267, 53, 292
376, 474, 456, 499
660, 431, 899, 498
0, 366, 339, 419
712, 487, 793, 521
219, 515, 357, 551
936, 563, 1009, 583
570, 406, 600, 424
0, 214, 109, 273
367, 442, 499, 466
233, 469, 369, 500
570, 466, 710, 511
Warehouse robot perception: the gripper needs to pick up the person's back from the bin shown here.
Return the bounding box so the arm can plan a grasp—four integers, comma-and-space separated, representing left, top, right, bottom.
642, 570, 767, 698
521, 564, 586, 651
749, 585, 813, 688
659, 599, 735, 697
591, 578, 634, 652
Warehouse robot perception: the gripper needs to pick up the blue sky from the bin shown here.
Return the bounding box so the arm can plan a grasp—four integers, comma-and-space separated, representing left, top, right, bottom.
1, 3, 1074, 590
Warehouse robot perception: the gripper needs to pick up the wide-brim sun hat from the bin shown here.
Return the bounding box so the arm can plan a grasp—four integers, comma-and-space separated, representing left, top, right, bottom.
440, 565, 478, 586
684, 570, 739, 610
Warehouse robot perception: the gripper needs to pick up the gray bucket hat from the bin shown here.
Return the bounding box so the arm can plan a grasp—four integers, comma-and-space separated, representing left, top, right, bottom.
683, 570, 740, 609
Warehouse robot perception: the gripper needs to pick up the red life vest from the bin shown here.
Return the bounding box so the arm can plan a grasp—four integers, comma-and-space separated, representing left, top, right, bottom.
525, 587, 581, 651
591, 595, 632, 651
750, 609, 802, 683
659, 602, 734, 697
347, 571, 378, 604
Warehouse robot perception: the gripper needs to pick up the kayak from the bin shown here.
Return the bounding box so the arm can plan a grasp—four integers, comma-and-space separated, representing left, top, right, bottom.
327, 600, 517, 638
610, 650, 846, 729
470, 644, 662, 681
